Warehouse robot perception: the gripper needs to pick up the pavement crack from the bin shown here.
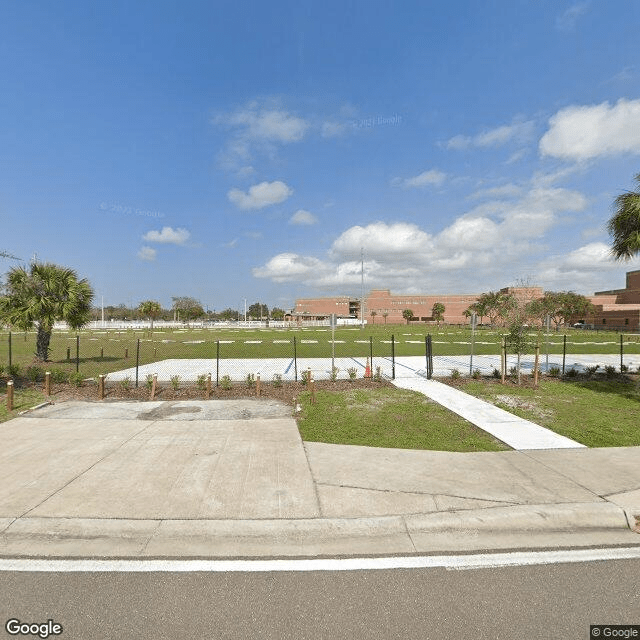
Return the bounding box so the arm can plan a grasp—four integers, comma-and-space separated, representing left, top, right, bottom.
17, 420, 160, 520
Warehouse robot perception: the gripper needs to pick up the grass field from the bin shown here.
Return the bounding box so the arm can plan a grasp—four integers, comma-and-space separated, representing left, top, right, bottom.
452, 377, 640, 448
296, 386, 509, 452
1, 325, 639, 381
0, 388, 46, 423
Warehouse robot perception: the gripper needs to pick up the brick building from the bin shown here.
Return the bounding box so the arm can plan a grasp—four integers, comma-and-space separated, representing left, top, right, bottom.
588, 269, 640, 330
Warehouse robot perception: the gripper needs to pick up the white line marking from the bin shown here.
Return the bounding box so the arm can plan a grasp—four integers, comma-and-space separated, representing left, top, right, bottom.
1, 547, 639, 573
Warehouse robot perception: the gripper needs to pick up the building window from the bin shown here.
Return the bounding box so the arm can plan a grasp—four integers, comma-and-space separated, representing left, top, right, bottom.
602, 318, 606, 324
625, 318, 629, 325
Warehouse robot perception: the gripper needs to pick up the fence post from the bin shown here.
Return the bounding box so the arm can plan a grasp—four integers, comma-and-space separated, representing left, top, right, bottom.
256, 373, 261, 397
620, 333, 624, 371
534, 344, 540, 389
562, 335, 567, 375
369, 336, 373, 370
501, 338, 506, 384
391, 334, 395, 380
150, 374, 157, 400
135, 338, 140, 387
98, 374, 105, 399
45, 371, 51, 396
6, 380, 13, 412
293, 336, 298, 382
216, 340, 220, 387
76, 335, 80, 373
206, 373, 211, 399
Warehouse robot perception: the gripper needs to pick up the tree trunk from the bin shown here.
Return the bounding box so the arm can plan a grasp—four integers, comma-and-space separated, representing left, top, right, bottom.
36, 325, 52, 361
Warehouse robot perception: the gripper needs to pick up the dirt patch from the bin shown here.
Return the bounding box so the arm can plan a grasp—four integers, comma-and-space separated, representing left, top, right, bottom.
493, 394, 554, 421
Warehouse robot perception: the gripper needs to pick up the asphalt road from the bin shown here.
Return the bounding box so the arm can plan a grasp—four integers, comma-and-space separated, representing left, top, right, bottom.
2, 557, 639, 639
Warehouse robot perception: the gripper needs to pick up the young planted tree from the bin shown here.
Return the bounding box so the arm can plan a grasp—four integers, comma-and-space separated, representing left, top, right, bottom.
402, 309, 414, 325
0, 262, 93, 361
138, 300, 162, 330
382, 312, 389, 324
608, 172, 640, 260
370, 310, 377, 324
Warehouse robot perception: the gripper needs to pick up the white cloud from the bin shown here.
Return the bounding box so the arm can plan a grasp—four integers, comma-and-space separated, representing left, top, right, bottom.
217, 103, 308, 143
469, 184, 522, 200
228, 181, 293, 210
254, 182, 592, 293
555, 1, 590, 31
289, 209, 318, 225
539, 98, 640, 161
394, 169, 446, 189
561, 242, 618, 269
142, 226, 190, 245
321, 121, 348, 138
446, 121, 535, 150
137, 246, 156, 261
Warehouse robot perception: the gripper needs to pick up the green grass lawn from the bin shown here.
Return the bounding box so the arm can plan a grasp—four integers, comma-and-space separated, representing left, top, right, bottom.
0, 387, 46, 423
296, 386, 509, 452
454, 377, 640, 448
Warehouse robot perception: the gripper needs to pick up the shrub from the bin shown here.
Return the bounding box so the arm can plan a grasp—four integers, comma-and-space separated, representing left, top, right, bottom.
220, 375, 232, 390
301, 370, 311, 385
492, 368, 500, 379
450, 368, 460, 380
604, 365, 616, 377
120, 376, 132, 391
26, 365, 43, 382
565, 368, 578, 378
170, 375, 180, 390
0, 364, 4, 377
548, 366, 561, 377
146, 374, 154, 389
7, 363, 20, 378
472, 368, 481, 379
69, 372, 84, 387
509, 366, 518, 378
330, 366, 339, 382
196, 374, 207, 390
373, 366, 383, 382
585, 365, 600, 375
272, 373, 283, 388
620, 364, 629, 373
347, 367, 358, 381
50, 368, 68, 383
246, 373, 255, 388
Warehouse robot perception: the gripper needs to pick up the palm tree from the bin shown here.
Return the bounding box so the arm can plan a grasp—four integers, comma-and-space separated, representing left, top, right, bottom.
138, 300, 162, 330
432, 302, 445, 328
0, 262, 93, 361
382, 312, 388, 324
402, 309, 414, 325
608, 172, 640, 260
370, 310, 377, 324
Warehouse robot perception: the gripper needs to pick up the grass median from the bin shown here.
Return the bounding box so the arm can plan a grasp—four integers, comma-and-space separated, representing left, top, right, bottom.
0, 387, 46, 423
448, 375, 640, 448
296, 386, 509, 452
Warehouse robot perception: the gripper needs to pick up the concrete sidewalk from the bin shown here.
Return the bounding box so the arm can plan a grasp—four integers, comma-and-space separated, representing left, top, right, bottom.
391, 377, 584, 450
0, 400, 638, 558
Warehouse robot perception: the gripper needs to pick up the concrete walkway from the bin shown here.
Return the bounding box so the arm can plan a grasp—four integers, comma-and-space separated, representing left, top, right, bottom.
391, 377, 584, 450
0, 400, 638, 558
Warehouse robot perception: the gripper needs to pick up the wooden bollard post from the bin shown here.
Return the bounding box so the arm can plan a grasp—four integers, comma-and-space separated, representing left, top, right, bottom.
534, 345, 540, 388
150, 374, 157, 400
6, 380, 14, 412
307, 368, 312, 389
206, 373, 211, 399
98, 375, 105, 399
310, 377, 316, 404
256, 373, 261, 397
66, 347, 71, 361
124, 347, 128, 359
100, 347, 104, 359
45, 371, 51, 396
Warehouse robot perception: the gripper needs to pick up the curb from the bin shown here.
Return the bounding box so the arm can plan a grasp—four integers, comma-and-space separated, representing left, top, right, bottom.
1, 503, 638, 559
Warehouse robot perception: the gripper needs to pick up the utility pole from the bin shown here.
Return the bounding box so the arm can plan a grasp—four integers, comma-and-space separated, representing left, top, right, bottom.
360, 247, 365, 329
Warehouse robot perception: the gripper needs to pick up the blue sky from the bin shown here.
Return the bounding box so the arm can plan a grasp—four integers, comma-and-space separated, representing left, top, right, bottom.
2, 0, 640, 313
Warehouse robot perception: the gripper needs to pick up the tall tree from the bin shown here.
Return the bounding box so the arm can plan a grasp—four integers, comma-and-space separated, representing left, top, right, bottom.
608, 172, 640, 260
138, 300, 162, 330
171, 296, 202, 322
370, 310, 377, 324
432, 302, 445, 327
0, 262, 93, 361
248, 302, 269, 319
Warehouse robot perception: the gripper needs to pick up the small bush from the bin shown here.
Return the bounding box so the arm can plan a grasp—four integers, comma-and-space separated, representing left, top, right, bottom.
146, 374, 154, 389
620, 364, 629, 373
472, 368, 481, 379
170, 375, 180, 390
120, 376, 132, 391
196, 374, 207, 390
272, 373, 283, 388
347, 367, 358, 381
509, 366, 518, 378
565, 368, 578, 378
26, 365, 43, 382
246, 373, 256, 388
330, 366, 339, 382
301, 370, 311, 385
69, 372, 84, 388
492, 368, 500, 379
7, 363, 20, 378
450, 368, 460, 380
373, 366, 383, 382
604, 365, 616, 376
585, 365, 600, 375
50, 368, 68, 383
548, 366, 561, 377
220, 375, 232, 390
